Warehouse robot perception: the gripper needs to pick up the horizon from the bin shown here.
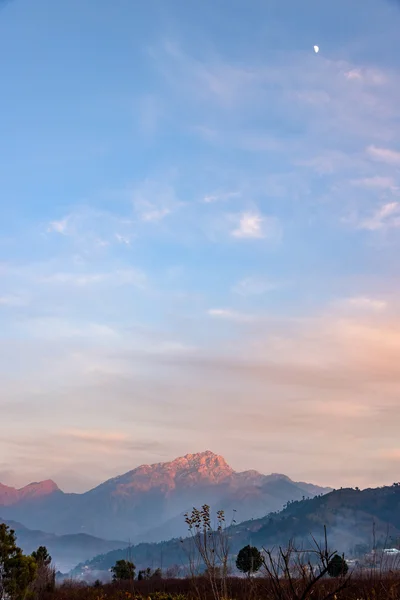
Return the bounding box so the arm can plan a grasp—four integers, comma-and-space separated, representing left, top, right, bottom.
1, 0, 400, 493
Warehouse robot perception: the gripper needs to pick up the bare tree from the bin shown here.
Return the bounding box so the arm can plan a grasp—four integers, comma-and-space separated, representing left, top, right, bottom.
261, 528, 351, 600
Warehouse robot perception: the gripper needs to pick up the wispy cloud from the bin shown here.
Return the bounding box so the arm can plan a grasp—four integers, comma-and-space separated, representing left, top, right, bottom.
132, 179, 181, 223
367, 145, 400, 166
344, 68, 387, 85
207, 308, 255, 323
379, 448, 400, 461
232, 277, 279, 296
0, 295, 27, 307
141, 207, 171, 222
115, 233, 132, 246
340, 296, 387, 312
47, 217, 70, 234
351, 176, 397, 189
203, 191, 240, 203
45, 208, 136, 252
360, 202, 400, 230
40, 268, 147, 288
157, 40, 262, 109
157, 38, 400, 149
13, 318, 120, 342
62, 429, 129, 443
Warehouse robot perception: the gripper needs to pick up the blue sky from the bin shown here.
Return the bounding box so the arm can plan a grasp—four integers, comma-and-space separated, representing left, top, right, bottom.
1, 0, 400, 492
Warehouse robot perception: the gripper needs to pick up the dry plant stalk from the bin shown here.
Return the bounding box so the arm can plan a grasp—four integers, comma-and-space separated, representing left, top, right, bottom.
183, 505, 230, 600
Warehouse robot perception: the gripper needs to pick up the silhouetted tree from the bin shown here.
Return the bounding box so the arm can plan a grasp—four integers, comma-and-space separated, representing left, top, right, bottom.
151, 567, 162, 579
31, 546, 51, 567
111, 559, 135, 581
0, 523, 37, 600
138, 567, 152, 580
236, 545, 263, 576
327, 554, 349, 577
30, 545, 55, 597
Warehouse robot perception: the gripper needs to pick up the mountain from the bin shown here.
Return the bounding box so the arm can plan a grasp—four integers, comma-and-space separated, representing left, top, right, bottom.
0, 451, 330, 542
0, 517, 129, 573
230, 483, 400, 553
72, 483, 400, 579
0, 480, 59, 505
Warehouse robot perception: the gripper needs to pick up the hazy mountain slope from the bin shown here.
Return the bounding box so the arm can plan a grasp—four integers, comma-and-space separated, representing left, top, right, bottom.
0, 451, 330, 541
72, 483, 400, 578
0, 517, 129, 573
233, 484, 400, 552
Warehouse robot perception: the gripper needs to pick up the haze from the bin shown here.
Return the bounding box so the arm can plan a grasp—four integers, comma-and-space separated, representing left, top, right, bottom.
1, 0, 400, 493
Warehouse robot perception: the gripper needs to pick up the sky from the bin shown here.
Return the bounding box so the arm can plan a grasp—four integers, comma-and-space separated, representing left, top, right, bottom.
1, 0, 400, 493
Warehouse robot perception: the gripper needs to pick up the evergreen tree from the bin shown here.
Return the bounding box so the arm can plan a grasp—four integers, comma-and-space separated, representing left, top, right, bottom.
31, 546, 51, 567
0, 524, 37, 600
236, 545, 263, 576
111, 559, 136, 581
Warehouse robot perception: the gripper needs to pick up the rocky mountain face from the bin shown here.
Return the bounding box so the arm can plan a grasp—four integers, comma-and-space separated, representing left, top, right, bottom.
0, 451, 331, 542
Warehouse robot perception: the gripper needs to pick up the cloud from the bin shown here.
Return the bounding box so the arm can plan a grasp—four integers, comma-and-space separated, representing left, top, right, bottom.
45, 208, 137, 253
232, 277, 279, 297
17, 318, 119, 341
344, 68, 387, 85
232, 213, 263, 238
39, 268, 147, 288
4, 21, 400, 492
207, 308, 255, 323
157, 40, 262, 109
378, 448, 400, 461
157, 39, 400, 152
231, 212, 278, 240
367, 145, 400, 166
62, 429, 129, 443
1, 428, 166, 491
203, 191, 240, 203
343, 297, 387, 312
141, 207, 171, 222
115, 233, 132, 246
351, 176, 397, 189
3, 298, 400, 489
296, 151, 360, 175
0, 295, 27, 307
47, 217, 70, 234
132, 179, 180, 223
360, 202, 400, 230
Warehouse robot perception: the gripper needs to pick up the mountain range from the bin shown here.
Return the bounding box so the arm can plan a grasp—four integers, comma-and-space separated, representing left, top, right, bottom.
73, 482, 400, 579
0, 451, 331, 543
0, 518, 128, 573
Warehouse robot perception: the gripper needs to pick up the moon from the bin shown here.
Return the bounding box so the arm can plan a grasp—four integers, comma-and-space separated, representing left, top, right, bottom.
314, 45, 320, 53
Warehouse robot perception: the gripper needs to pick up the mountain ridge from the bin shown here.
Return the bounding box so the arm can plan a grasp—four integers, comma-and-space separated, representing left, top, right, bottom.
0, 516, 128, 573
0, 451, 331, 542
88, 451, 235, 495
0, 480, 60, 506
